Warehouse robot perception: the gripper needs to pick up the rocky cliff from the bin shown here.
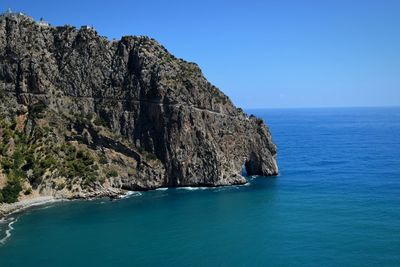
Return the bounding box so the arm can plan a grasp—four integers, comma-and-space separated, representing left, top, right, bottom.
0, 13, 278, 202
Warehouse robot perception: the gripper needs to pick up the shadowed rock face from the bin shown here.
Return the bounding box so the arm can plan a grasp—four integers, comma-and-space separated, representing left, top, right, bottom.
0, 13, 278, 190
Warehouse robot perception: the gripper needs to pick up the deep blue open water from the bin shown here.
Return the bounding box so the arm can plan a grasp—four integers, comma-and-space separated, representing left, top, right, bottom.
0, 107, 399, 266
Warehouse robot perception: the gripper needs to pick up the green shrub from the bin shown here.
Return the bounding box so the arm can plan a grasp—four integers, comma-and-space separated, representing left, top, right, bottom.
56, 182, 65, 190
10, 118, 16, 130
29, 101, 47, 119
256, 118, 264, 125
24, 188, 32, 195
2, 128, 12, 144
12, 168, 27, 180
40, 155, 57, 169
93, 117, 108, 127
74, 160, 86, 172
12, 150, 25, 168
107, 169, 118, 177
1, 157, 13, 172
0, 143, 8, 156
1, 179, 22, 203
14, 131, 28, 144
77, 150, 94, 165
99, 155, 108, 164
98, 176, 105, 184
61, 143, 77, 160
145, 152, 157, 161
31, 163, 45, 184
23, 150, 35, 169
0, 191, 3, 203
83, 173, 96, 184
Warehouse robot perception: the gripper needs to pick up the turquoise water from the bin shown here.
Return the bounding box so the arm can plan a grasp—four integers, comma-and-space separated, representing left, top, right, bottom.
1, 107, 400, 266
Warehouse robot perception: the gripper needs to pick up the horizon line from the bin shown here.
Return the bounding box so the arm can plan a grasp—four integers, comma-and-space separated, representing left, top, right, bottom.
243, 105, 400, 110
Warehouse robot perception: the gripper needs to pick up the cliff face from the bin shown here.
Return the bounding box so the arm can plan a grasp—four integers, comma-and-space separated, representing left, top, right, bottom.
0, 13, 278, 199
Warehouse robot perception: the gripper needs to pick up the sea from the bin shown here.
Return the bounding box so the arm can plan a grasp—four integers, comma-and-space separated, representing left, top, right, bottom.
0, 107, 399, 267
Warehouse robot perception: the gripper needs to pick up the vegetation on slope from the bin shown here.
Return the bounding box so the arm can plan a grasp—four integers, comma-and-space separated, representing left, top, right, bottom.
0, 102, 162, 204
0, 112, 102, 203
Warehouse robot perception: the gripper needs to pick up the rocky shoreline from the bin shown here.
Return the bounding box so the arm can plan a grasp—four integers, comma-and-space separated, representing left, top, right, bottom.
0, 187, 126, 220
0, 196, 60, 220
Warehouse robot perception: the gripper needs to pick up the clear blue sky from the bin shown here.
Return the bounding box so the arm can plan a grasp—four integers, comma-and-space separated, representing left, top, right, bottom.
2, 0, 400, 108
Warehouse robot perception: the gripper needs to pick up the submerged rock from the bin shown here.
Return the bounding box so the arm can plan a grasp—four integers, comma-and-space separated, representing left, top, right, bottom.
0, 12, 278, 197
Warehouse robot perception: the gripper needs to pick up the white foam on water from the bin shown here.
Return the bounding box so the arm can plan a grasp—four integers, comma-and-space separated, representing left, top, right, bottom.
0, 217, 17, 245
178, 183, 252, 192
35, 204, 57, 211
156, 188, 168, 191
177, 186, 210, 191
29, 199, 58, 207
118, 191, 142, 199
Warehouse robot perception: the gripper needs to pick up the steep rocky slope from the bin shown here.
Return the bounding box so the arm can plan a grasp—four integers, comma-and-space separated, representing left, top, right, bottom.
0, 13, 278, 203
